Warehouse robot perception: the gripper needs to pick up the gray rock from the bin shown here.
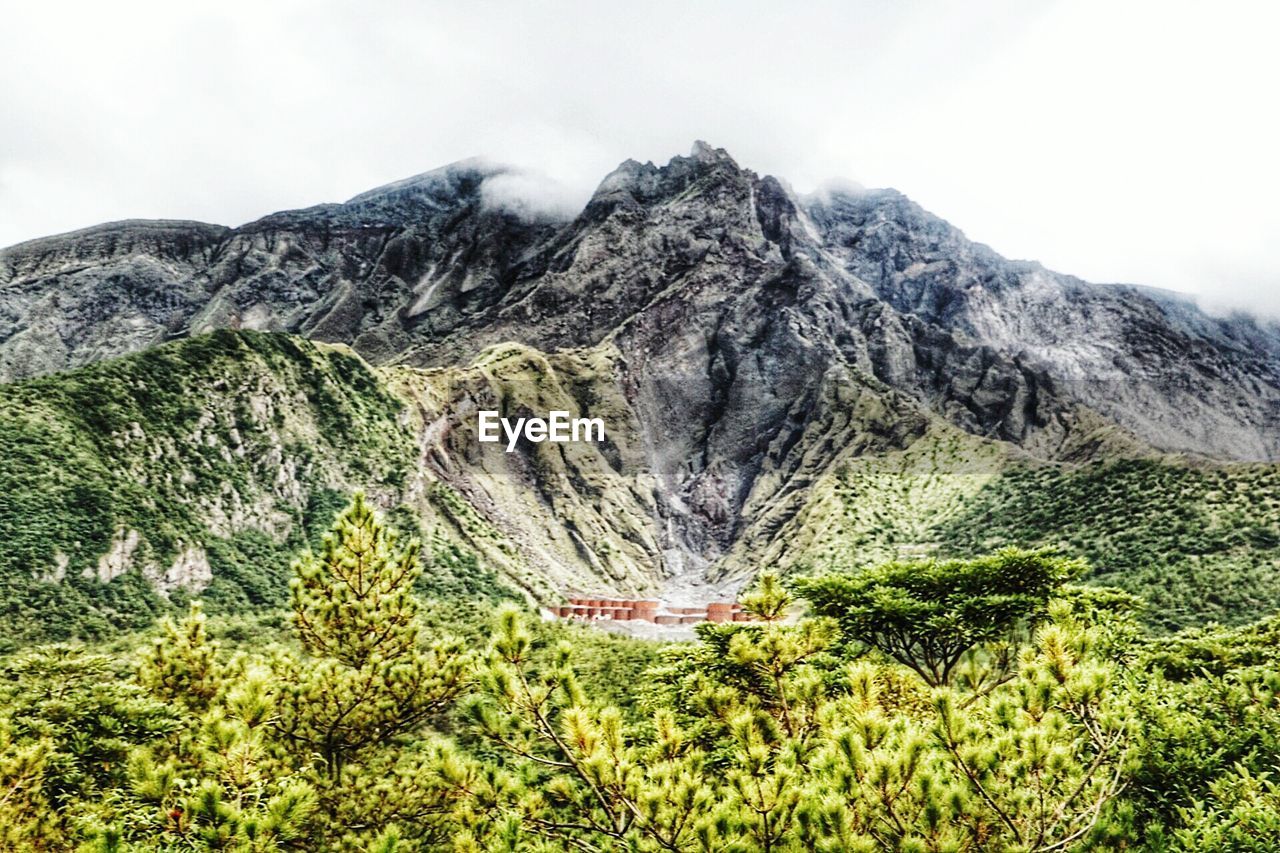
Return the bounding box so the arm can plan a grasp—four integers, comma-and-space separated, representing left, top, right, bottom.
4, 142, 1280, 588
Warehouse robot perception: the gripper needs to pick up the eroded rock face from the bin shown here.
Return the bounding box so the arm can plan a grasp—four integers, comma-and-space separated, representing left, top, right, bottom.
148, 545, 213, 596
6, 143, 1275, 462
0, 160, 557, 382
82, 530, 212, 596
6, 143, 1280, 596
91, 528, 141, 583
0, 221, 230, 379
804, 187, 1280, 460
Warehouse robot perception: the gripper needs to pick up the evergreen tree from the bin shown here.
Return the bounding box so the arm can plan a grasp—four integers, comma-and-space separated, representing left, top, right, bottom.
272, 492, 472, 781
138, 602, 222, 711
81, 495, 477, 851
463, 565, 1132, 851
83, 608, 320, 852
796, 548, 1083, 688
290, 493, 423, 669
8, 509, 1280, 851
0, 644, 177, 848
463, 604, 731, 851
0, 721, 53, 849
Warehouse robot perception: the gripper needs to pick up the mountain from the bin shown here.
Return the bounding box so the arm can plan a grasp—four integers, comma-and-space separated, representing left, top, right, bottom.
7, 143, 1280, 458
3, 142, 1279, 642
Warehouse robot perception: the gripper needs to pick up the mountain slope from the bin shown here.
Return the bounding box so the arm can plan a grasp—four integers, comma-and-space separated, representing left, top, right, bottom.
805, 186, 1280, 459
4, 327, 1278, 645
5, 143, 1277, 461
0, 331, 512, 647
4, 143, 1280, 641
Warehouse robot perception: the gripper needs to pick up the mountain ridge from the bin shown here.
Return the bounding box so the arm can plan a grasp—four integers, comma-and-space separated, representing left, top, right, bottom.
3, 143, 1280, 642
4, 142, 1275, 458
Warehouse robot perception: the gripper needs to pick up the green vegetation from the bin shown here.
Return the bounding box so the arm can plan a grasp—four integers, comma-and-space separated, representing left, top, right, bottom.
751, 424, 1280, 632
744, 426, 1008, 573
0, 331, 511, 649
940, 458, 1280, 630
6, 331, 1280, 651
0, 496, 1277, 850
8, 330, 1280, 847
797, 548, 1083, 685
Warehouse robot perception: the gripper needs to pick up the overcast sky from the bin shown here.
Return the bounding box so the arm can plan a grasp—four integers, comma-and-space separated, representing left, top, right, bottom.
3, 1, 1278, 314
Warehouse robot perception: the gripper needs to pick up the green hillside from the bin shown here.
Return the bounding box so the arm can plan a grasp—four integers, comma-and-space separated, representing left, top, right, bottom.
740, 423, 1280, 631
939, 457, 1280, 631
4, 330, 1280, 647
4, 333, 1280, 848
0, 331, 508, 649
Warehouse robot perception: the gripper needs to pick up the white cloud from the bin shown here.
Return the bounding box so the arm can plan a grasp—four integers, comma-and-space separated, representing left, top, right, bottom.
479, 171, 585, 222
1, 0, 1277, 314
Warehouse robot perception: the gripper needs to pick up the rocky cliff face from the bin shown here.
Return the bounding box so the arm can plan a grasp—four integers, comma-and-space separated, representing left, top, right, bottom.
4, 142, 1280, 616
804, 187, 1280, 459
7, 143, 1276, 460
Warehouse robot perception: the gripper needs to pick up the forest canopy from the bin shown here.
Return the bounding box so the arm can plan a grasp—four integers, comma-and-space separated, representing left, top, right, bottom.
1, 495, 1277, 851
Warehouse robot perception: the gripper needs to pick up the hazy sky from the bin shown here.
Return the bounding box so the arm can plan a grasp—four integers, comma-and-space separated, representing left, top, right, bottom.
3, 1, 1278, 313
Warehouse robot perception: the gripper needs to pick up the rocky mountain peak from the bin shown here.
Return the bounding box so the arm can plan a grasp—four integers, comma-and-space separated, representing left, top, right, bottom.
689, 139, 731, 162
2, 145, 1279, 461
342, 156, 506, 215
586, 140, 753, 218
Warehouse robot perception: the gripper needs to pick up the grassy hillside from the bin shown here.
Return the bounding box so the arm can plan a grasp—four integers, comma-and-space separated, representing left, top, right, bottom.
939, 457, 1280, 631
387, 341, 670, 599
729, 423, 1009, 575
0, 331, 508, 648
744, 418, 1280, 631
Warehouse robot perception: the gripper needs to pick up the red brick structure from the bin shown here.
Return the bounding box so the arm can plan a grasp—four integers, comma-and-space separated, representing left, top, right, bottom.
706, 602, 733, 623
556, 596, 753, 626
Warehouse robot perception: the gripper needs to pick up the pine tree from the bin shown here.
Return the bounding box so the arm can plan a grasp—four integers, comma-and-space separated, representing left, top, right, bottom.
79, 496, 479, 850
81, 606, 320, 851
0, 644, 178, 849
931, 604, 1131, 850
464, 564, 1134, 851
0, 721, 53, 849
464, 604, 731, 851
138, 602, 222, 711
272, 493, 472, 781
797, 548, 1083, 688
289, 493, 423, 669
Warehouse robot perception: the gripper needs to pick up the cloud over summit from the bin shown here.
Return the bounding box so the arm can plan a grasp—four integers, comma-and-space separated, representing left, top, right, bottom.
2, 1, 1277, 313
